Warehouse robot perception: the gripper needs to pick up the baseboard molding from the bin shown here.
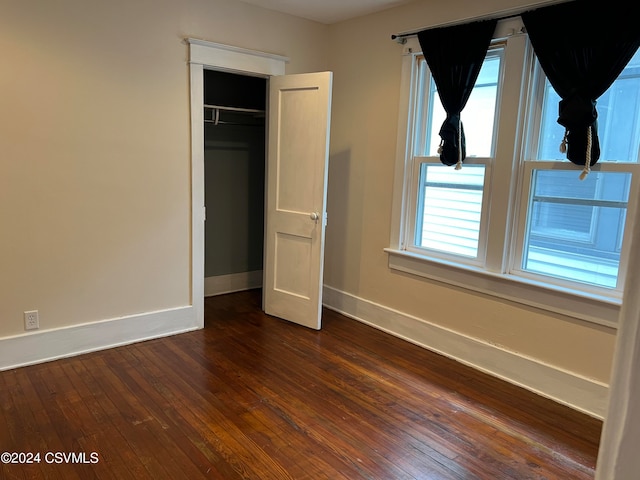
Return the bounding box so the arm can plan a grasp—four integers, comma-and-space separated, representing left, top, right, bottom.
322, 286, 608, 419
0, 305, 198, 372
1, 285, 607, 418
205, 270, 263, 297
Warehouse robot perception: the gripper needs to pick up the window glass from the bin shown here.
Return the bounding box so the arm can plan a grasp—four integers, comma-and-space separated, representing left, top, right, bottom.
521, 49, 640, 290
415, 164, 485, 257
419, 54, 502, 158
522, 171, 631, 288
410, 52, 501, 260
537, 49, 640, 163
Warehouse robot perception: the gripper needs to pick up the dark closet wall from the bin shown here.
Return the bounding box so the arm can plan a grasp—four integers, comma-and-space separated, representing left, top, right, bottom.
203, 70, 266, 278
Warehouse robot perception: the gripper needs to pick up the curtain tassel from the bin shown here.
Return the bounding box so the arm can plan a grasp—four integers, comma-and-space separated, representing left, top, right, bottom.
559, 129, 568, 154
579, 126, 592, 181
455, 119, 463, 170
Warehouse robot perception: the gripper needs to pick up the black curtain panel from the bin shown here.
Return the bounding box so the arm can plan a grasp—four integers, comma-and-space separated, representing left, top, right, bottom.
522, 0, 640, 177
418, 19, 497, 168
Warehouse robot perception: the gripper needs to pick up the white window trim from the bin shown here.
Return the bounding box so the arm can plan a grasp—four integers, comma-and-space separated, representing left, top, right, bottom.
510, 161, 640, 297
387, 20, 623, 328
511, 61, 640, 298
384, 247, 620, 327
406, 158, 492, 266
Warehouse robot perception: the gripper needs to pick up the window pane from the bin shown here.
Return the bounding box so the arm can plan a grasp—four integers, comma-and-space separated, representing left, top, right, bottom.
536, 49, 640, 162
425, 55, 501, 157
522, 170, 631, 288
415, 164, 485, 257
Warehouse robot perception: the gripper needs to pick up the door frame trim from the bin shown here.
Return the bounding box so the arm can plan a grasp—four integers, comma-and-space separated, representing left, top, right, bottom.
187, 38, 288, 327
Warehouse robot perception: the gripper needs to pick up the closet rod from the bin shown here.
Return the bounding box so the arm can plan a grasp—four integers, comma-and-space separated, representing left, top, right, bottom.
204, 119, 263, 126
204, 104, 265, 114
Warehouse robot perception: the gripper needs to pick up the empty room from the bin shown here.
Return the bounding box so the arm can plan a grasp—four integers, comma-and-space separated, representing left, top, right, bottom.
1, 0, 639, 478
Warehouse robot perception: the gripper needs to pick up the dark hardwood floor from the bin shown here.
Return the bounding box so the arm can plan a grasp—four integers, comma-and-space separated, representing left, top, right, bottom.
0, 289, 602, 479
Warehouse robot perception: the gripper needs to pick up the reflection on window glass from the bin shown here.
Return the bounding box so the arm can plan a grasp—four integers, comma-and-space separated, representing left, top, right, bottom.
415, 164, 485, 257
537, 49, 640, 163
522, 170, 631, 288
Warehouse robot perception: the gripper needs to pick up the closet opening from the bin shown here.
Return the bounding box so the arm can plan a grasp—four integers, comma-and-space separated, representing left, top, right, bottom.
203, 69, 267, 297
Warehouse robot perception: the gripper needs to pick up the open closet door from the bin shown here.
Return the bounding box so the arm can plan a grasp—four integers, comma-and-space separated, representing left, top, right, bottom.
263, 72, 333, 330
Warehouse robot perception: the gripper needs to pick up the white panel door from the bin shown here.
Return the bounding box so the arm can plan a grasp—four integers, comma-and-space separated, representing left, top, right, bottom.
263, 72, 333, 330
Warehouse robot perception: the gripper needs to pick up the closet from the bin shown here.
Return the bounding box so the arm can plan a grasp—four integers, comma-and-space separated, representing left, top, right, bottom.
203, 69, 267, 296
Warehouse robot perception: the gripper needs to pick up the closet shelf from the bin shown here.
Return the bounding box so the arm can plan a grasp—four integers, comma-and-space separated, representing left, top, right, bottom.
204, 104, 265, 126
204, 104, 264, 114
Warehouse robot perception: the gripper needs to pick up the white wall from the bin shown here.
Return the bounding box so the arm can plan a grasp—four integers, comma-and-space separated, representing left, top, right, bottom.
323, 0, 616, 417
0, 0, 328, 367
0, 0, 618, 419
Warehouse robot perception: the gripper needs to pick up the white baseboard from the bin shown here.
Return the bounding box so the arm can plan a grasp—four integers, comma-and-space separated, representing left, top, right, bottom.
0, 306, 198, 372
204, 270, 263, 297
1, 284, 607, 418
322, 285, 608, 419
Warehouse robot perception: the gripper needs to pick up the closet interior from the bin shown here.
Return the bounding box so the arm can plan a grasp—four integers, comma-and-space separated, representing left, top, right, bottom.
203, 69, 267, 296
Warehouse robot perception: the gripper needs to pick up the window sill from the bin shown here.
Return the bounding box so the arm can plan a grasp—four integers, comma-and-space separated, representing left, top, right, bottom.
384, 248, 620, 329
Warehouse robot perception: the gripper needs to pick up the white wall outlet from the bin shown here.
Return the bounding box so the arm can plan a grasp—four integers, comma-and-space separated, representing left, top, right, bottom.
24, 310, 39, 330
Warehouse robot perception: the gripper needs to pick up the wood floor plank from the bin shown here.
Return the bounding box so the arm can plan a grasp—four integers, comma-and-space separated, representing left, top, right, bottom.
1, 371, 42, 480
0, 289, 601, 479
125, 345, 257, 479
84, 354, 188, 479
141, 342, 300, 480
166, 330, 413, 478
108, 348, 213, 477
198, 327, 462, 478
111, 347, 246, 479
69, 357, 151, 480
201, 310, 495, 478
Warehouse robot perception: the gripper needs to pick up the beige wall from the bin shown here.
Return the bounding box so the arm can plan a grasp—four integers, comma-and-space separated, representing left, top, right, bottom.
0, 0, 328, 337
0, 0, 616, 393
324, 0, 616, 384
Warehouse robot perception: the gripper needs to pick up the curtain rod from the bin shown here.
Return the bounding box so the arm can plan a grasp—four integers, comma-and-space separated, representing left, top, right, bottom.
391, 13, 521, 43
390, 0, 570, 43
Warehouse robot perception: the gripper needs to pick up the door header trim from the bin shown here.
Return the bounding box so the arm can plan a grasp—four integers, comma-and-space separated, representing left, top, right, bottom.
187, 38, 288, 76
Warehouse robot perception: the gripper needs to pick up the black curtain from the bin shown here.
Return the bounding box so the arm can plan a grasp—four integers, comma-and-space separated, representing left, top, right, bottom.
522, 0, 640, 176
418, 19, 497, 168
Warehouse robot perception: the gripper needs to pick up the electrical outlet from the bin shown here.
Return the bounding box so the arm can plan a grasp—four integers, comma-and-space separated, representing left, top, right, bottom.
24, 310, 39, 330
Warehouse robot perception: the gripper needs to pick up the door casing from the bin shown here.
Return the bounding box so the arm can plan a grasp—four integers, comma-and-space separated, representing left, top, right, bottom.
187, 38, 288, 327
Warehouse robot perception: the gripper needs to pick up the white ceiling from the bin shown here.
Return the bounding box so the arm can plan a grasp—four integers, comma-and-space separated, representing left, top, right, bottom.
238, 0, 416, 24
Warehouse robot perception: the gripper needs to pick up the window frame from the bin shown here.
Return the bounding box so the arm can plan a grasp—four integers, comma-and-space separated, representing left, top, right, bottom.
387, 17, 626, 328
404, 46, 504, 266
510, 57, 640, 295
410, 162, 491, 262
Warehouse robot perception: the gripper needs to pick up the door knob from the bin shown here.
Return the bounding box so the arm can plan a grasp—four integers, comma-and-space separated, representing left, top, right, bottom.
310, 212, 320, 222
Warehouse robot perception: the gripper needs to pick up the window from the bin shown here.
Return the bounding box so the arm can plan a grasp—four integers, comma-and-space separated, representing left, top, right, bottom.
388, 18, 640, 326
415, 163, 486, 258
410, 51, 502, 261
514, 49, 640, 291
520, 170, 630, 288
